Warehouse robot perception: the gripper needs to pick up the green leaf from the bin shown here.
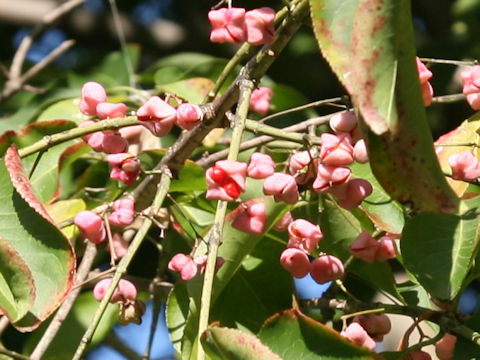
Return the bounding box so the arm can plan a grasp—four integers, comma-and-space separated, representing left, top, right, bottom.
310, 0, 459, 214
0, 146, 75, 330
202, 326, 281, 360
159, 77, 214, 105
166, 281, 191, 354
258, 309, 383, 359
401, 198, 480, 300
45, 199, 86, 240
36, 98, 86, 124
351, 162, 405, 233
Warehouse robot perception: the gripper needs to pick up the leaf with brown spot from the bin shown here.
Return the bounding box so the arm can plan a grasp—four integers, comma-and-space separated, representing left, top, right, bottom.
310, 0, 459, 213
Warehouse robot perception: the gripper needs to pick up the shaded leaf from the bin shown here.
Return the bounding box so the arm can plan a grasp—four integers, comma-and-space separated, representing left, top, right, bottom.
401, 197, 480, 300
258, 309, 383, 359
202, 326, 281, 360
0, 146, 75, 330
351, 162, 405, 234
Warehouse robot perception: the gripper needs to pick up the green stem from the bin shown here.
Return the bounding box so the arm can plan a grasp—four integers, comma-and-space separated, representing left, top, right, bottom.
197, 79, 254, 360
18, 116, 139, 158
245, 119, 322, 145
72, 171, 172, 360
0, 347, 30, 360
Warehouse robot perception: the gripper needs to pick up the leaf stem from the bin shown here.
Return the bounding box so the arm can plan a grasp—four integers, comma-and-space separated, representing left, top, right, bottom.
72, 170, 172, 360
197, 78, 254, 360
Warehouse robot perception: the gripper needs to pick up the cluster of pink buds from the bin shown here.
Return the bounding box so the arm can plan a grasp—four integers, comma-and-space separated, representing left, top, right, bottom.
349, 231, 398, 263
231, 201, 267, 235
79, 82, 129, 154
167, 253, 224, 281
93, 277, 145, 325
461, 65, 480, 110
416, 57, 434, 106
340, 314, 391, 350
136, 96, 203, 136
208, 7, 275, 46
74, 210, 106, 244
278, 218, 344, 284
448, 150, 480, 182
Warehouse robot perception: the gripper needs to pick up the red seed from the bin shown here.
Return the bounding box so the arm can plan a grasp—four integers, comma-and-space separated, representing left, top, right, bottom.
223, 181, 241, 198
210, 166, 228, 185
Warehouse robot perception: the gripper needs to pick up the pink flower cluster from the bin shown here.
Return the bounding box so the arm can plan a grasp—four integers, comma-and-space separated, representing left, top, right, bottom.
167, 253, 224, 281
461, 65, 480, 110
349, 231, 398, 263
416, 57, 434, 106
208, 7, 275, 46
74, 198, 135, 258
278, 218, 345, 284
93, 277, 137, 303
340, 314, 391, 350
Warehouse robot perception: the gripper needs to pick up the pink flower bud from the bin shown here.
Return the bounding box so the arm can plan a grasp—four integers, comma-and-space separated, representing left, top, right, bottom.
416, 57, 433, 84
86, 131, 105, 152
208, 7, 246, 43
79, 81, 107, 116
74, 210, 106, 244
320, 133, 354, 166
448, 150, 480, 181
329, 111, 357, 133
375, 235, 398, 261
102, 133, 128, 154
263, 173, 299, 204
435, 334, 457, 360
193, 255, 224, 274
136, 96, 177, 137
119, 125, 144, 144
168, 253, 198, 281
353, 314, 391, 341
349, 230, 379, 263
353, 139, 369, 163
249, 87, 273, 116
289, 150, 315, 184
279, 248, 311, 278
416, 58, 434, 106
108, 198, 135, 227
461, 65, 480, 95
287, 219, 323, 254
245, 7, 275, 46
312, 164, 351, 192
340, 322, 376, 350
247, 152, 275, 179
206, 160, 247, 201
273, 211, 293, 232
337, 178, 373, 210
111, 232, 129, 258
107, 153, 140, 186
176, 103, 202, 130
310, 255, 344, 284
96, 102, 127, 119
93, 278, 137, 303
466, 93, 480, 110
232, 202, 267, 235
408, 351, 432, 360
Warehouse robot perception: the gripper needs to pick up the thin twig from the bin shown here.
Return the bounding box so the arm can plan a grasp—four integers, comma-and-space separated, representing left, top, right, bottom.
432, 93, 466, 104
30, 242, 98, 360
197, 78, 254, 360
420, 57, 478, 66
196, 113, 332, 168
